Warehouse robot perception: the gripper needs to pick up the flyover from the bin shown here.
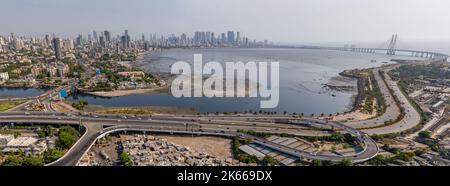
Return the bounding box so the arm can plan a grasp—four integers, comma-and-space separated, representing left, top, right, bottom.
0, 111, 379, 165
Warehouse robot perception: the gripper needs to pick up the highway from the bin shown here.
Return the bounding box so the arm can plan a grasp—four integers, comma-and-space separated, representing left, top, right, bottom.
0, 111, 379, 165
362, 65, 421, 134
345, 68, 400, 129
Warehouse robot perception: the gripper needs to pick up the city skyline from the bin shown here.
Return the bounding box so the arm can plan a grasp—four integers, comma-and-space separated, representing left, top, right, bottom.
2, 0, 450, 44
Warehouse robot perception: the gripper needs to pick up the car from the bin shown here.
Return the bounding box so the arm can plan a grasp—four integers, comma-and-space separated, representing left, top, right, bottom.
121, 116, 127, 119
138, 117, 142, 120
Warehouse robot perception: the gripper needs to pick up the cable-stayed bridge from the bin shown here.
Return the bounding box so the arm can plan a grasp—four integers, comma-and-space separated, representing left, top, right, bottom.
274, 34, 449, 61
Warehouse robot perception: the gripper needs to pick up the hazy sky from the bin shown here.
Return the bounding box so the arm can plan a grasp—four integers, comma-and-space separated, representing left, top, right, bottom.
2, 0, 450, 45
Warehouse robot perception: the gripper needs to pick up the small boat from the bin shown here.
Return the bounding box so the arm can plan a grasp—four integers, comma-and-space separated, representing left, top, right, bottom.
370, 59, 377, 63
331, 94, 336, 97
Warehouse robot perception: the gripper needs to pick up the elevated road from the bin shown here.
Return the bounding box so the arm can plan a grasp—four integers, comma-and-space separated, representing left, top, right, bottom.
272, 45, 449, 60
0, 112, 378, 165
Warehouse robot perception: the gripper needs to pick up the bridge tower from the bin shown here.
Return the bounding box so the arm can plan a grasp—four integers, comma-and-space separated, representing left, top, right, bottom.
387, 34, 397, 55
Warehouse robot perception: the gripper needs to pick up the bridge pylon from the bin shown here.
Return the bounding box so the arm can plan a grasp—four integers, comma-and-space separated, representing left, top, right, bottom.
387, 34, 397, 55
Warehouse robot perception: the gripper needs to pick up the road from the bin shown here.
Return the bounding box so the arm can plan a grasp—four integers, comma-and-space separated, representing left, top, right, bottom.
0, 112, 378, 165
345, 68, 400, 129
362, 65, 421, 134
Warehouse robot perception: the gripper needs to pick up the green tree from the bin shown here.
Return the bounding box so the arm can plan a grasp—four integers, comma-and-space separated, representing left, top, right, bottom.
22, 155, 44, 166
395, 152, 415, 162
2, 156, 22, 166
261, 156, 279, 166
418, 131, 431, 138
43, 149, 65, 163
311, 160, 323, 166
120, 152, 134, 166
56, 126, 79, 149
13, 131, 21, 138
338, 159, 353, 166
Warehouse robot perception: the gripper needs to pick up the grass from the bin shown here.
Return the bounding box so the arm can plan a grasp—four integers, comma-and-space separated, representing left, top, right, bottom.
0, 102, 23, 111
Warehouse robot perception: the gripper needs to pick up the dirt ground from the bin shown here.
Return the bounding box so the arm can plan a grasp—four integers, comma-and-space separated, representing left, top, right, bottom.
53, 101, 79, 112
155, 135, 233, 159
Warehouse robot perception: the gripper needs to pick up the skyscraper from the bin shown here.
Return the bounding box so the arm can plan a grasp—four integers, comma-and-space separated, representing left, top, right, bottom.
93, 31, 98, 42
124, 30, 130, 48
64, 39, 74, 50
201, 32, 206, 44
104, 30, 111, 42
52, 38, 62, 60
221, 33, 227, 44
194, 32, 201, 44
121, 35, 127, 48
236, 32, 241, 44
206, 32, 211, 44
45, 34, 52, 47
76, 34, 83, 46
227, 31, 235, 44
99, 36, 105, 47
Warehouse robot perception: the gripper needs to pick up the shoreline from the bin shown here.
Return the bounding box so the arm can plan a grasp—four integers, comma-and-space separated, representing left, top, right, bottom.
84, 87, 168, 97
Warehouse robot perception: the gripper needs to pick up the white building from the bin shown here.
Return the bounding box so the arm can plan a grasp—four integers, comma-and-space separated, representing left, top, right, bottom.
6, 137, 38, 147
0, 72, 9, 81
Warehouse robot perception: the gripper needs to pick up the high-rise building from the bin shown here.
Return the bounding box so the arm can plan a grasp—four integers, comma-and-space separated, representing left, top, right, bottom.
194, 32, 201, 44
104, 30, 111, 42
142, 34, 145, 42
201, 32, 206, 43
93, 31, 98, 42
76, 34, 83, 46
121, 35, 127, 49
45, 34, 52, 47
64, 39, 74, 50
206, 32, 211, 43
52, 38, 62, 60
99, 36, 105, 47
221, 33, 226, 44
227, 31, 235, 44
236, 32, 241, 44
144, 42, 149, 51
12, 38, 23, 50
124, 30, 130, 48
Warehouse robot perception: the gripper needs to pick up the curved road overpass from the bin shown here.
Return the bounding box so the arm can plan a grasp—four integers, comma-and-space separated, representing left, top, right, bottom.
0, 112, 378, 165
